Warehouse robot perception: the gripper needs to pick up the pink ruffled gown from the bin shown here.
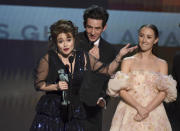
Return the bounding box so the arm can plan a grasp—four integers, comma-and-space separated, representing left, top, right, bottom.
107, 70, 177, 131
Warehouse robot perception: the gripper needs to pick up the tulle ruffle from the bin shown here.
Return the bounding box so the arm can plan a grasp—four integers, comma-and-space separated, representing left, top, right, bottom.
107, 71, 130, 97
156, 74, 177, 103
107, 71, 177, 103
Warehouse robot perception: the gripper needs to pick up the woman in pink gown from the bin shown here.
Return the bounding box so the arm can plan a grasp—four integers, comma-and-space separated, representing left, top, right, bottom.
107, 24, 177, 131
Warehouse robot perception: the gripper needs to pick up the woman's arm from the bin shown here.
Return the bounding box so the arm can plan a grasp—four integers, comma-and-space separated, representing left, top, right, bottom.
89, 44, 137, 75
145, 60, 168, 112
146, 92, 166, 112
35, 54, 68, 91
120, 58, 149, 119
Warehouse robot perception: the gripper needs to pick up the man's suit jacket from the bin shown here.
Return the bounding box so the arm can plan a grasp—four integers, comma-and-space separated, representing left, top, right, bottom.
168, 52, 180, 131
76, 31, 118, 131
76, 31, 118, 99
173, 52, 180, 91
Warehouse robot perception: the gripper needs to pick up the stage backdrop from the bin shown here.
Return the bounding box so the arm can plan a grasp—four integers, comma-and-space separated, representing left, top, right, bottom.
0, 5, 180, 46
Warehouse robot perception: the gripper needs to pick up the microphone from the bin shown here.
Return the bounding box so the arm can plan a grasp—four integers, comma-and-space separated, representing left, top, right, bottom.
69, 50, 75, 63
58, 67, 70, 105
65, 65, 70, 74
68, 54, 74, 75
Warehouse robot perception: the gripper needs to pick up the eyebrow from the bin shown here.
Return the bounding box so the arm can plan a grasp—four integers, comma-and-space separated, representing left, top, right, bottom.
57, 36, 72, 40
139, 33, 153, 36
87, 24, 102, 28
66, 36, 72, 38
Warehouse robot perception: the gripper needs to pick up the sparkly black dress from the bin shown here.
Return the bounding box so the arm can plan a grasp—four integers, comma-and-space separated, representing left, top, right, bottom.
30, 50, 87, 131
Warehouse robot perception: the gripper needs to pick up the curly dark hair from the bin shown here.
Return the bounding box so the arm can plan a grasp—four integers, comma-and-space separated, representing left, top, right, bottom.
48, 19, 78, 51
83, 5, 109, 28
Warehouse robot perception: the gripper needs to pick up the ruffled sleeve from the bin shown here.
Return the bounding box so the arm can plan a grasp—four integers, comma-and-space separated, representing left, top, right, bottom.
156, 74, 177, 103
107, 71, 130, 97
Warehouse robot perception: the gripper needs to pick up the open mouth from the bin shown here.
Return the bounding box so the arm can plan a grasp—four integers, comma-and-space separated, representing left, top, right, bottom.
90, 37, 97, 40
63, 48, 69, 52
89, 35, 96, 39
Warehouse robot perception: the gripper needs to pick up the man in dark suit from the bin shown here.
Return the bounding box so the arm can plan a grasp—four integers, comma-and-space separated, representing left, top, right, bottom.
173, 52, 180, 94
171, 51, 180, 131
76, 5, 118, 131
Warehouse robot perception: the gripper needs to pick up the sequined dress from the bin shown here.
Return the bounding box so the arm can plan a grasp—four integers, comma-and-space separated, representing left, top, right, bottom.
107, 70, 177, 131
30, 50, 87, 131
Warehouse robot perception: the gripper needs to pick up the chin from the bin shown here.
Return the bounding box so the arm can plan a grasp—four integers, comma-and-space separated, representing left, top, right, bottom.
89, 37, 97, 42
139, 46, 147, 51
141, 48, 151, 52
61, 52, 70, 57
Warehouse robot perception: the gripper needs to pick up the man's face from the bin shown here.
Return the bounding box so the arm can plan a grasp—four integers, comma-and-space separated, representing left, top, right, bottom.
85, 18, 106, 42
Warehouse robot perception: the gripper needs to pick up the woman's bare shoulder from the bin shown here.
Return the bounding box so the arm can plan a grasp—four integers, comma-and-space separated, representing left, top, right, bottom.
123, 55, 136, 63
155, 57, 168, 74
156, 57, 168, 67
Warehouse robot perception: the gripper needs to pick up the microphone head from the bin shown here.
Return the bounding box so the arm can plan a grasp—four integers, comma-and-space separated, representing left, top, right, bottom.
68, 50, 76, 63
68, 55, 74, 63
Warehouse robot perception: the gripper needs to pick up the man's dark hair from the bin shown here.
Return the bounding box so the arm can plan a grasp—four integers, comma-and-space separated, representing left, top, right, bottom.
83, 5, 109, 28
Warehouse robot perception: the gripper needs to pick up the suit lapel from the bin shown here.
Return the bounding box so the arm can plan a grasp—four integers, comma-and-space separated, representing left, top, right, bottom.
99, 38, 107, 62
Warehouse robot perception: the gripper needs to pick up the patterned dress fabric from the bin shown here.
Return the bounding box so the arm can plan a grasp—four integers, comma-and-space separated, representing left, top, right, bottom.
107, 70, 177, 131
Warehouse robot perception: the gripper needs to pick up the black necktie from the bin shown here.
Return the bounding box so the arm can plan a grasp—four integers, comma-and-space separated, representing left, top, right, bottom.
89, 41, 94, 49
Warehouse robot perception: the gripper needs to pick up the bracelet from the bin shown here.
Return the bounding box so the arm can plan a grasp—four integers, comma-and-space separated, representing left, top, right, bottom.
56, 84, 61, 90
114, 55, 121, 64
115, 59, 121, 64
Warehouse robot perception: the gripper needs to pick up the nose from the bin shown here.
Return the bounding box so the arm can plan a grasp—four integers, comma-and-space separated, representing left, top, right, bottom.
91, 28, 95, 35
64, 41, 68, 47
142, 37, 146, 42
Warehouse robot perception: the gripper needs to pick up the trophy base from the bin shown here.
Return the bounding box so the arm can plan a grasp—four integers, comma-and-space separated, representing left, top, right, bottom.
61, 101, 70, 106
